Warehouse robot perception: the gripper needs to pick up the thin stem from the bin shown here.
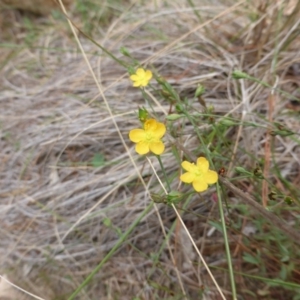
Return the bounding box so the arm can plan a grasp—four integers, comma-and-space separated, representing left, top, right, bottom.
67, 202, 154, 300
171, 204, 227, 300
156, 155, 171, 192
220, 177, 300, 244
147, 157, 224, 299
173, 134, 237, 298
216, 183, 237, 299
235, 71, 300, 101
0, 276, 45, 300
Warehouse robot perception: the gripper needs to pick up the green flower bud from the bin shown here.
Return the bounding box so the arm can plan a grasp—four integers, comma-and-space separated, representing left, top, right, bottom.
195, 84, 205, 97
138, 107, 149, 123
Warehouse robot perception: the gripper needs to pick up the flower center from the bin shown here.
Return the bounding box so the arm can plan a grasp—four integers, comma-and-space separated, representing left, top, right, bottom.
145, 132, 154, 142
195, 169, 203, 178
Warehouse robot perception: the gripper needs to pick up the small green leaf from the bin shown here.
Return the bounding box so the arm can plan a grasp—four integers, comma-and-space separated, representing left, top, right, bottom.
232, 70, 249, 79
235, 166, 252, 176
175, 104, 184, 113
103, 217, 112, 227
281, 255, 290, 263
243, 253, 260, 265
116, 228, 122, 236
92, 153, 105, 168
166, 114, 182, 121
127, 66, 136, 75
270, 130, 294, 137
208, 221, 223, 232
120, 46, 131, 57
166, 191, 184, 205
279, 265, 287, 280
168, 190, 181, 197
219, 119, 236, 126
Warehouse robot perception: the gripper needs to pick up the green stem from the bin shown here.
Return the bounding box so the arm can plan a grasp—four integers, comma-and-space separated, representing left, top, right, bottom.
62, 12, 128, 68
67, 202, 154, 300
216, 183, 237, 299
180, 107, 236, 297
234, 71, 300, 101
156, 155, 171, 192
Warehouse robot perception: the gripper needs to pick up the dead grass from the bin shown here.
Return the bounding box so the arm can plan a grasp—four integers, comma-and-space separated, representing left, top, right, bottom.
0, 0, 73, 15
0, 0, 300, 299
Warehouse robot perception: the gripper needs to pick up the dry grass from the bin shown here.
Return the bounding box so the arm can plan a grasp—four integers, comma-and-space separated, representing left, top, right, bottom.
1, 0, 300, 299
0, 0, 73, 15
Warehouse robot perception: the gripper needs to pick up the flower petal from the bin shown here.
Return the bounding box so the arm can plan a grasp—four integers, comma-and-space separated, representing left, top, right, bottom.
192, 180, 208, 192
135, 141, 149, 155
144, 119, 157, 131
140, 80, 149, 87
206, 170, 218, 184
181, 161, 196, 172
130, 69, 151, 88
196, 157, 209, 173
149, 141, 165, 155
130, 74, 139, 81
145, 70, 153, 80
136, 68, 145, 76
129, 129, 145, 143
153, 122, 166, 139
180, 172, 195, 183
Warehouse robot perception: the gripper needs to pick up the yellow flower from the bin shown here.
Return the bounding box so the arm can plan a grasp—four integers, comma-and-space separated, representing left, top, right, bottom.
130, 68, 152, 87
180, 157, 218, 192
129, 119, 166, 155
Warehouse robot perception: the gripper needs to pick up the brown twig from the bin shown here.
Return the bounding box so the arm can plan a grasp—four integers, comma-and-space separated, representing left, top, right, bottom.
262, 93, 274, 207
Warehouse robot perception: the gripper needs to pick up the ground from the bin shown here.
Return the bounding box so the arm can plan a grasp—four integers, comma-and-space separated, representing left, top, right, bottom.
0, 0, 300, 299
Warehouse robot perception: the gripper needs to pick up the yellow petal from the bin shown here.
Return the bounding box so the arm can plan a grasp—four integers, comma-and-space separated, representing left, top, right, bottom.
206, 170, 218, 184
196, 157, 209, 172
153, 122, 166, 139
180, 172, 195, 183
140, 79, 149, 87
130, 74, 139, 81
181, 161, 196, 172
149, 141, 165, 155
129, 129, 145, 143
136, 68, 145, 76
136, 141, 149, 155
145, 70, 153, 80
144, 119, 157, 131
133, 81, 141, 87
192, 180, 208, 192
